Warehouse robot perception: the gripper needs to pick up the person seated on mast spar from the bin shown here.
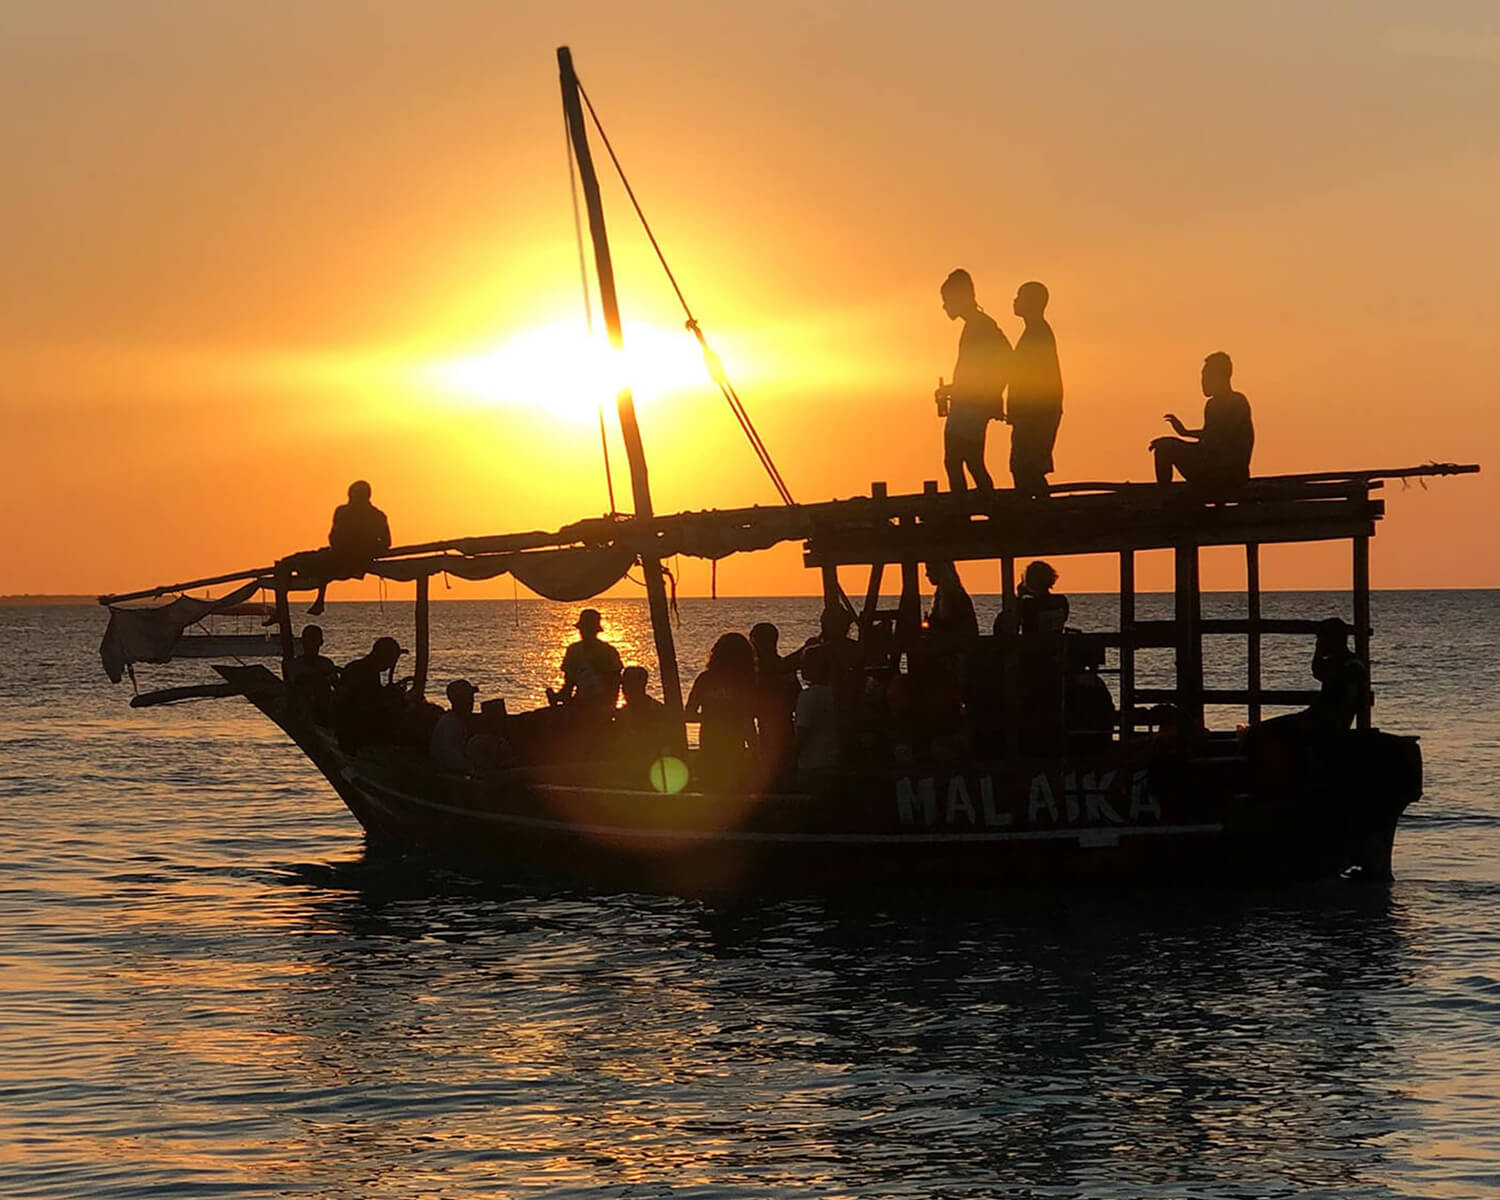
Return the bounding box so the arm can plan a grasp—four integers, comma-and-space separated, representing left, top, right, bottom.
934, 268, 1010, 494
304, 481, 392, 616
548, 608, 623, 713
333, 635, 407, 751
1149, 352, 1255, 487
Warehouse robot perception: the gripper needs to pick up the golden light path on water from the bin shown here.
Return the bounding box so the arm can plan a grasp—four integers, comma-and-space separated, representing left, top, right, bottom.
3, 592, 1500, 1198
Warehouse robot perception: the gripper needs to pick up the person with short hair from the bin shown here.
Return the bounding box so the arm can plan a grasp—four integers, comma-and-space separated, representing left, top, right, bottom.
934, 268, 1010, 493
1007, 281, 1063, 497
1150, 353, 1255, 486
430, 679, 478, 773
307, 481, 392, 616
333, 635, 407, 750
552, 608, 623, 711
793, 644, 840, 773
287, 623, 340, 723
749, 622, 800, 776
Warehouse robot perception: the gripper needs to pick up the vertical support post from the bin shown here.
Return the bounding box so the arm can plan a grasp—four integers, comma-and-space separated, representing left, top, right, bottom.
999, 556, 1019, 757
1174, 543, 1203, 731
1353, 533, 1372, 731
1119, 550, 1135, 741
273, 564, 295, 681
821, 563, 841, 613
897, 517, 921, 654
558, 46, 681, 717
414, 575, 430, 700
1246, 542, 1262, 726
860, 562, 885, 633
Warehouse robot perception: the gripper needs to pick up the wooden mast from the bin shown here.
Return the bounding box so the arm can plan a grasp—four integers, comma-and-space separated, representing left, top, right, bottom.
557, 46, 683, 716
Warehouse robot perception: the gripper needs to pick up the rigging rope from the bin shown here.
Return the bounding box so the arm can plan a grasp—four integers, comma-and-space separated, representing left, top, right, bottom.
576, 81, 795, 506
566, 110, 618, 515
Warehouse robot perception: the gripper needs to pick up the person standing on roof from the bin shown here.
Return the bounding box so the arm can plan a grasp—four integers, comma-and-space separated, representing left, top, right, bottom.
1007, 281, 1064, 498
934, 269, 1010, 494
307, 481, 392, 616
551, 608, 624, 712
1150, 352, 1255, 487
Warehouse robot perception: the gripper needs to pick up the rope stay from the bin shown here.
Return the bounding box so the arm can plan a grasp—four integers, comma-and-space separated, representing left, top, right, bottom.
565, 110, 618, 515
574, 80, 795, 506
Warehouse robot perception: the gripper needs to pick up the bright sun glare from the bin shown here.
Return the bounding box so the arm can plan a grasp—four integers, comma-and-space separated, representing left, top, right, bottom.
421, 319, 718, 424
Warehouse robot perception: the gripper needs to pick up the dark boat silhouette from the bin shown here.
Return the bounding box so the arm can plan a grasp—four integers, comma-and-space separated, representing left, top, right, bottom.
97, 48, 1477, 894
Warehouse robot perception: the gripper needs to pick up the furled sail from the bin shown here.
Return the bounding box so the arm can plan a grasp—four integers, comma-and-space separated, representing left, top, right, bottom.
368, 545, 637, 601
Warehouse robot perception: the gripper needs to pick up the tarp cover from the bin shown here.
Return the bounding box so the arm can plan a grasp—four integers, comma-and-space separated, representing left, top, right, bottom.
370, 545, 637, 601
100, 580, 262, 683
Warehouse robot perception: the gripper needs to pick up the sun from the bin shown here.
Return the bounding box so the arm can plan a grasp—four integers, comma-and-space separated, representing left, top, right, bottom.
420, 318, 716, 425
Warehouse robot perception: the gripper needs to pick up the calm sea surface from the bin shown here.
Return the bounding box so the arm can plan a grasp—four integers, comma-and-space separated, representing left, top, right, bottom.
3, 591, 1498, 1199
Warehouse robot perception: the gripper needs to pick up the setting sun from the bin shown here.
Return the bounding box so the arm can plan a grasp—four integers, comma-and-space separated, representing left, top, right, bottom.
420, 318, 730, 425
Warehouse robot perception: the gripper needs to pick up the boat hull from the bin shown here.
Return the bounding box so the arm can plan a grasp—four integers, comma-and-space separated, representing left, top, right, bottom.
219, 666, 1420, 894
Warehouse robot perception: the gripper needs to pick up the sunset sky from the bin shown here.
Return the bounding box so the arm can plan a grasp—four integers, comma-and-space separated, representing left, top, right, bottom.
5, 0, 1497, 599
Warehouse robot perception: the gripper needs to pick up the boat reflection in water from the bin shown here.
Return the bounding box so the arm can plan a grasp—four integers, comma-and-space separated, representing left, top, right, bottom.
276, 852, 1416, 1196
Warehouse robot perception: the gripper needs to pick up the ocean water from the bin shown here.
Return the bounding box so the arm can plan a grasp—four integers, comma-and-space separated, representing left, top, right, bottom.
2, 590, 1498, 1199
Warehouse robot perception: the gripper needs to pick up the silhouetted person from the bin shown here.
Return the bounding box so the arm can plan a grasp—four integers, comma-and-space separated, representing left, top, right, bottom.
1306, 617, 1368, 733
793, 644, 840, 773
925, 561, 978, 639
685, 632, 759, 789
430, 679, 478, 773
750, 622, 800, 777
1151, 352, 1255, 486
334, 635, 406, 751
935, 269, 1009, 493
1008, 281, 1063, 497
550, 608, 623, 712
1015, 560, 1069, 635
307, 481, 392, 616
287, 623, 339, 723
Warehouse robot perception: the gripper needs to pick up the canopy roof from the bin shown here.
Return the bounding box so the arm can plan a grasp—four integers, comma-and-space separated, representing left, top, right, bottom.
97, 464, 1478, 607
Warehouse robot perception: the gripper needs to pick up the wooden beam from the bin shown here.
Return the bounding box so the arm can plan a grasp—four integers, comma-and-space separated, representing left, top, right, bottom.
273, 567, 294, 682
859, 562, 885, 634
1353, 533, 1372, 731
1136, 687, 1323, 706
1119, 550, 1135, 741
414, 575, 430, 700
1246, 542, 1262, 725
1175, 544, 1202, 729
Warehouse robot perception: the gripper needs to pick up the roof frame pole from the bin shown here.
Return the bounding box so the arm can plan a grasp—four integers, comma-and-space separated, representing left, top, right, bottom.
1174, 543, 1203, 731
999, 556, 1019, 759
859, 562, 885, 636
273, 565, 295, 681
414, 575, 430, 700
1119, 550, 1135, 742
1352, 531, 1372, 731
897, 518, 922, 654
1246, 542, 1262, 726
557, 46, 683, 717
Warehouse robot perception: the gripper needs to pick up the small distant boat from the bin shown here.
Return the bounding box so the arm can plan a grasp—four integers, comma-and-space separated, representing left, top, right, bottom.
98, 48, 1476, 893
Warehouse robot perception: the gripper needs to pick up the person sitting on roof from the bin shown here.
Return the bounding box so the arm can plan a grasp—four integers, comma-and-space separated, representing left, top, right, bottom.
1007, 560, 1069, 636
333, 635, 407, 751
925, 561, 979, 640
1150, 352, 1255, 487
548, 608, 623, 713
286, 623, 340, 723
307, 481, 392, 616
429, 679, 478, 773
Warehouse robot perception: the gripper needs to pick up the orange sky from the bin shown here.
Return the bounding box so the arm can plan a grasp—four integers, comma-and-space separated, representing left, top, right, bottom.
5, 1, 1497, 599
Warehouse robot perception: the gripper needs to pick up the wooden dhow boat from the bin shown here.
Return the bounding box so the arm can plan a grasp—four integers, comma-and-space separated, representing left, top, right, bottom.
98, 48, 1478, 893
